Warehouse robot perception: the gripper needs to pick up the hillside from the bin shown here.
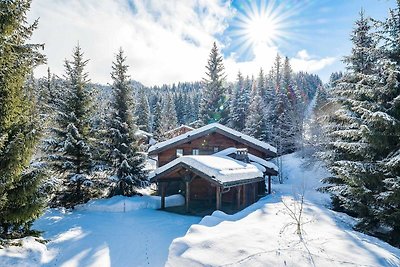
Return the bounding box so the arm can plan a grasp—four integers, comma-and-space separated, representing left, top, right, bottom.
1, 153, 399, 267
166, 153, 400, 267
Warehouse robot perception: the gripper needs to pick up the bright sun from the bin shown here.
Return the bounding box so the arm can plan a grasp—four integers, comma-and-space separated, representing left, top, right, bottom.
245, 14, 278, 45
230, 0, 298, 57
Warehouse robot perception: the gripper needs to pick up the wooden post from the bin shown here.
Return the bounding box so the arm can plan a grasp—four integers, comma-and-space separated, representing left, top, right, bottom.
160, 182, 166, 209
208, 187, 212, 205
236, 186, 241, 210
216, 186, 221, 210
252, 183, 256, 203
268, 175, 271, 194
185, 180, 190, 213
242, 184, 247, 206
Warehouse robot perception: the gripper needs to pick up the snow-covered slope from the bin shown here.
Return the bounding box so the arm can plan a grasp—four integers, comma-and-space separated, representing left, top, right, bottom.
167, 153, 400, 267
0, 195, 199, 267
1, 153, 399, 267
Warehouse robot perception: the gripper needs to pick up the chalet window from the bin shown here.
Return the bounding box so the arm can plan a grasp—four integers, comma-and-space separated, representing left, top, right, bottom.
192, 149, 200, 155
213, 147, 219, 152
176, 149, 184, 157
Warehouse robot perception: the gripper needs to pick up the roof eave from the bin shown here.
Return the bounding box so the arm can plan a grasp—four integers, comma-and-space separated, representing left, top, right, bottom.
148, 126, 277, 157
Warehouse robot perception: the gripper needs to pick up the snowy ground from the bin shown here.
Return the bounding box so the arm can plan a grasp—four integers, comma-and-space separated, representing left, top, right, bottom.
0, 195, 200, 267
1, 153, 400, 267
167, 153, 400, 267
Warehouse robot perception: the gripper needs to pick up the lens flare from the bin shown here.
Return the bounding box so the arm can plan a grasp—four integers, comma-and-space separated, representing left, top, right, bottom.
229, 0, 303, 58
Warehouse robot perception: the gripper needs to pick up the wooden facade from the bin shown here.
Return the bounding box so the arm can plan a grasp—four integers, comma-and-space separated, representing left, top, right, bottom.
149, 123, 278, 214
154, 165, 268, 213
155, 132, 269, 167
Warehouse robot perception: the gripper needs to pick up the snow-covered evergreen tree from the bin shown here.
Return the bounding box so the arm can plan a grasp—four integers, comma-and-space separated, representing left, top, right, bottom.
152, 99, 163, 141
229, 72, 248, 131
160, 94, 179, 140
370, 1, 400, 246
107, 48, 147, 196
0, 0, 47, 237
46, 45, 94, 208
135, 90, 151, 132
321, 10, 400, 246
199, 42, 227, 125
244, 82, 267, 140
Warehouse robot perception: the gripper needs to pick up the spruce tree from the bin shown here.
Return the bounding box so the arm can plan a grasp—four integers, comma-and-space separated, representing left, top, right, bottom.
257, 68, 266, 99
135, 90, 151, 132
160, 94, 178, 139
152, 100, 163, 141
229, 72, 246, 131
322, 10, 394, 237
0, 0, 46, 237
108, 48, 147, 196
370, 1, 400, 246
244, 82, 267, 140
199, 42, 227, 125
47, 45, 94, 207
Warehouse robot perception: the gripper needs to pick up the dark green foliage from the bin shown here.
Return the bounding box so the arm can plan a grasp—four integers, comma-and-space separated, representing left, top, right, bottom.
322, 8, 400, 247
107, 48, 148, 196
135, 90, 151, 132
199, 42, 227, 125
244, 81, 267, 140
0, 0, 46, 237
229, 72, 249, 131
46, 45, 94, 208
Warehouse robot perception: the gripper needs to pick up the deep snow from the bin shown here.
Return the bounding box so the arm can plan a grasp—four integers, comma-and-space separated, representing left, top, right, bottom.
166, 153, 400, 267
1, 153, 400, 267
0, 195, 200, 267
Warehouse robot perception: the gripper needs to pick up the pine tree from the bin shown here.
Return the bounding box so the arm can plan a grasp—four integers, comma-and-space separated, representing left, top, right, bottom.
174, 93, 186, 125
107, 48, 147, 196
257, 68, 266, 99
135, 90, 151, 132
46, 45, 94, 208
370, 1, 400, 246
244, 82, 267, 140
322, 10, 393, 236
160, 94, 178, 139
199, 42, 227, 125
0, 0, 46, 237
229, 72, 247, 131
152, 100, 163, 141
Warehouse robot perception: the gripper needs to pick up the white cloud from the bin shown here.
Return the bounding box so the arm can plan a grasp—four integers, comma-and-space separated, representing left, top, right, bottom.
225, 43, 279, 80
28, 0, 232, 86
291, 49, 336, 73
28, 1, 335, 86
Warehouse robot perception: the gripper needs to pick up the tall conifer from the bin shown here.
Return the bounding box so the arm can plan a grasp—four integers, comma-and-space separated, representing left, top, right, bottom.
0, 0, 46, 237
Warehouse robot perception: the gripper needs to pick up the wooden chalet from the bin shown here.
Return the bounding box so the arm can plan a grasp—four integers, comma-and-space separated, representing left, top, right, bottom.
148, 123, 278, 214
163, 124, 194, 140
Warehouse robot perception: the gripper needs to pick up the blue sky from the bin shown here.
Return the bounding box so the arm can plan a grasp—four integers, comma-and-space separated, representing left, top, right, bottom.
223, 0, 395, 81
29, 0, 396, 86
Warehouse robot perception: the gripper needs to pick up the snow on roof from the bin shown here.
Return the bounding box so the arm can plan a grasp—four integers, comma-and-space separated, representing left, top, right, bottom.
148, 123, 277, 154
164, 124, 194, 135
135, 129, 153, 137
149, 155, 263, 186
214, 147, 279, 172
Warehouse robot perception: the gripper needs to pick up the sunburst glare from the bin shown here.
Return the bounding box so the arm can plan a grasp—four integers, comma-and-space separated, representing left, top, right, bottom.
229, 0, 304, 58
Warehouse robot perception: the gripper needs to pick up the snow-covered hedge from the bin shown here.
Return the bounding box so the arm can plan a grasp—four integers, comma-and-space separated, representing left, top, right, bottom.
75, 194, 184, 212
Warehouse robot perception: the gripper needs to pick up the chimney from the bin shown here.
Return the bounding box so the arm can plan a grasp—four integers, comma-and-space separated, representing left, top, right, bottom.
235, 148, 249, 163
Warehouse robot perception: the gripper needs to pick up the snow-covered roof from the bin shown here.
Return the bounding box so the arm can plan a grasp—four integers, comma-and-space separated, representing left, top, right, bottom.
135, 129, 153, 138
148, 123, 277, 156
149, 155, 264, 187
214, 147, 279, 173
164, 124, 194, 135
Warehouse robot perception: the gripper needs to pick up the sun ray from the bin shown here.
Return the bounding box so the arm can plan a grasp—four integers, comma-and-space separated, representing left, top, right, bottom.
228, 0, 305, 59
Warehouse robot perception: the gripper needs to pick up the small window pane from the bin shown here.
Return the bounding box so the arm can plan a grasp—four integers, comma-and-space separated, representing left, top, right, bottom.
213, 147, 219, 152
176, 149, 183, 157
192, 149, 199, 155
